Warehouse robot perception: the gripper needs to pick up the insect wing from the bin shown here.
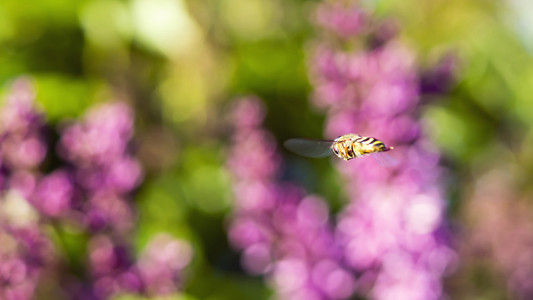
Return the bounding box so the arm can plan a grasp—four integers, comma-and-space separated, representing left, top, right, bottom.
283, 138, 333, 158
371, 152, 399, 167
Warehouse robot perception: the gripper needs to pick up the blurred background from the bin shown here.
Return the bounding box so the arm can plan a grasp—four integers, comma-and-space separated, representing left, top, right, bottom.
1, 0, 533, 299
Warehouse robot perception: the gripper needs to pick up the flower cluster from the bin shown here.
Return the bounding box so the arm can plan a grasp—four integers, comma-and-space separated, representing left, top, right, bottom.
137, 233, 193, 296
313, 2, 367, 38
0, 79, 192, 300
0, 225, 54, 300
57, 101, 142, 232
56, 102, 191, 299
308, 1, 456, 299
84, 233, 192, 299
227, 97, 355, 300
0, 78, 47, 198
0, 79, 52, 300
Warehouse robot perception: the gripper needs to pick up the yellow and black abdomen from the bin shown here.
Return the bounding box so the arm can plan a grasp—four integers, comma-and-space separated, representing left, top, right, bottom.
346, 137, 392, 160
354, 136, 391, 153
331, 134, 393, 161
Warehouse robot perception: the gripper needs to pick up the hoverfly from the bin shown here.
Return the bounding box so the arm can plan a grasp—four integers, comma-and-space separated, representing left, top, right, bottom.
284, 133, 397, 166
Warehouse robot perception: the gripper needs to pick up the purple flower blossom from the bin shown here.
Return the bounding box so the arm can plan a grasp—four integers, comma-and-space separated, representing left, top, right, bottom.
88, 235, 143, 299
59, 102, 142, 196
31, 170, 73, 217
0, 226, 54, 300
307, 3, 456, 299
84, 192, 134, 233
421, 53, 459, 94
60, 102, 133, 166
137, 233, 193, 296
56, 101, 192, 299
0, 79, 47, 186
84, 233, 193, 299
58, 102, 143, 232
106, 157, 143, 193
227, 97, 355, 299
313, 2, 367, 38
0, 79, 54, 300
8, 171, 37, 200
0, 80, 192, 300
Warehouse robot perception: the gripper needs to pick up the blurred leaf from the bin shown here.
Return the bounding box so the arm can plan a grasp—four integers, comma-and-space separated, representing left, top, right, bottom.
79, 0, 133, 49
46, 222, 88, 275
135, 174, 192, 250
178, 145, 232, 214
33, 75, 102, 121
186, 271, 271, 300
219, 0, 282, 40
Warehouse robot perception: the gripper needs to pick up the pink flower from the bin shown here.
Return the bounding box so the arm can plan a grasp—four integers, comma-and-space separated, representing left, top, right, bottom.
32, 170, 73, 217
227, 97, 354, 299
137, 234, 193, 295
308, 2, 455, 299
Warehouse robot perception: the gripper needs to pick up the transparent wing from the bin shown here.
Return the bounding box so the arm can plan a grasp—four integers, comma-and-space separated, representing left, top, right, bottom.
283, 138, 334, 158
371, 152, 399, 167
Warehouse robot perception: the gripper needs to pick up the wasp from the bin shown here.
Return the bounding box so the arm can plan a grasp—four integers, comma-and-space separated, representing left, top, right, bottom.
284, 133, 396, 165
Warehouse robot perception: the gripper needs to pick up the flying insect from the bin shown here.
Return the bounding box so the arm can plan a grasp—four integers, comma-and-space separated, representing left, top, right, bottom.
284, 133, 396, 165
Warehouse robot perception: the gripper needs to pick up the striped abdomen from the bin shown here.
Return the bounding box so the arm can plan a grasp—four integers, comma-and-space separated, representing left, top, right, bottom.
332, 134, 393, 161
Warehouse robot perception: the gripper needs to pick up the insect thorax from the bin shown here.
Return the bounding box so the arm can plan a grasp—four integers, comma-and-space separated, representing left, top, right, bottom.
332, 134, 361, 160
